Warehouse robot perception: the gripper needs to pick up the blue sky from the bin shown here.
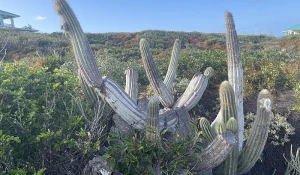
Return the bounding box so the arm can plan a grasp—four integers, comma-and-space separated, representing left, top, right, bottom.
1, 0, 300, 37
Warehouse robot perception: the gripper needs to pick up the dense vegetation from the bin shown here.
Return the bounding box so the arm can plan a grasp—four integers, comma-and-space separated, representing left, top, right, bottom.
0, 29, 300, 174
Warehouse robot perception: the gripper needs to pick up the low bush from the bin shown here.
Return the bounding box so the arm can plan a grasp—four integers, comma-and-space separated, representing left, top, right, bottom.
0, 62, 101, 174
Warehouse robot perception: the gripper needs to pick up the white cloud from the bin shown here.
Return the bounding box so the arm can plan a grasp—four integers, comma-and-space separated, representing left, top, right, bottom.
34, 15, 46, 21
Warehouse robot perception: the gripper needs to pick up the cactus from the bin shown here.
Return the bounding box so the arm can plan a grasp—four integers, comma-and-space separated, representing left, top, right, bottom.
54, 0, 271, 174
225, 11, 244, 150
198, 117, 216, 143
174, 67, 214, 110
237, 89, 272, 174
226, 117, 238, 133
146, 98, 160, 140
219, 82, 239, 175
164, 38, 181, 90
216, 122, 226, 135
124, 69, 138, 103
140, 38, 174, 107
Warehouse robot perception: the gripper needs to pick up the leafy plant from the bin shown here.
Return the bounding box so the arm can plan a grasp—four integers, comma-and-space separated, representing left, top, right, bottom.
104, 124, 203, 174
244, 112, 295, 146
0, 62, 101, 174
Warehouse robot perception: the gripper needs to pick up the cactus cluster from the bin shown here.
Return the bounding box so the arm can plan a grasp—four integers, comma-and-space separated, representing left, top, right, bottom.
54, 0, 272, 174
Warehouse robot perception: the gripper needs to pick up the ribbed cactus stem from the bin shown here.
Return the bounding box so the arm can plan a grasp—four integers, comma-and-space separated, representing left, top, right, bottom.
198, 117, 216, 143
164, 39, 181, 89
220, 81, 237, 123
216, 122, 226, 135
204, 67, 214, 79
95, 77, 147, 129
79, 71, 97, 106
54, 0, 103, 87
237, 89, 272, 174
140, 38, 174, 108
146, 98, 160, 140
225, 11, 244, 150
124, 69, 138, 104
219, 81, 239, 175
174, 67, 214, 110
226, 117, 238, 133
189, 131, 237, 172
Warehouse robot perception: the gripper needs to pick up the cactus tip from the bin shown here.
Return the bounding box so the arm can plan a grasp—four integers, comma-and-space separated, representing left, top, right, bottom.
204, 67, 214, 78
226, 117, 238, 133
216, 122, 226, 135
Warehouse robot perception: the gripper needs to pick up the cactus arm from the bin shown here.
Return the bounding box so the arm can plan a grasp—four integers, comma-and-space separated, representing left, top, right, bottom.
189, 131, 237, 172
218, 81, 239, 175
219, 81, 237, 123
54, 0, 103, 88
79, 71, 98, 105
139, 38, 174, 108
95, 77, 147, 129
198, 117, 216, 143
237, 89, 272, 174
174, 67, 214, 110
225, 11, 244, 150
146, 98, 160, 140
164, 39, 181, 89
124, 69, 138, 104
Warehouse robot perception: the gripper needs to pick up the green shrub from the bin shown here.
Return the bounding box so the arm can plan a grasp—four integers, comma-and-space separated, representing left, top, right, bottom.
244, 113, 295, 146
0, 62, 101, 174
103, 124, 203, 174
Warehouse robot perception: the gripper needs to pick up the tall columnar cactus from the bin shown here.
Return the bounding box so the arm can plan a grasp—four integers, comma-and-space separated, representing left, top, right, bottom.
237, 89, 272, 174
54, 0, 270, 174
225, 11, 244, 150
201, 82, 272, 174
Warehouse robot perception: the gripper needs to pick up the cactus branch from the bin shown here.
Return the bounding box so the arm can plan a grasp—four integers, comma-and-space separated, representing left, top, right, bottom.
225, 11, 244, 150
95, 77, 147, 129
124, 69, 138, 104
174, 67, 213, 110
237, 89, 272, 174
146, 98, 160, 140
220, 81, 237, 124
54, 0, 103, 87
198, 117, 216, 144
189, 131, 237, 172
164, 39, 181, 89
140, 38, 174, 108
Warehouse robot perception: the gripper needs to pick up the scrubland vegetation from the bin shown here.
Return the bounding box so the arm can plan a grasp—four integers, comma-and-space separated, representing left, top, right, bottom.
0, 17, 300, 174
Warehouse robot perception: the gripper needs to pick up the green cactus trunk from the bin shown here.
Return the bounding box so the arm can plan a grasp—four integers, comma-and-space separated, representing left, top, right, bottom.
140, 38, 174, 108
225, 11, 244, 151
146, 98, 160, 140
237, 89, 272, 174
